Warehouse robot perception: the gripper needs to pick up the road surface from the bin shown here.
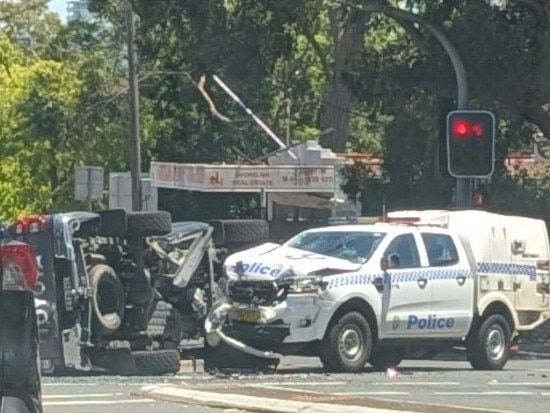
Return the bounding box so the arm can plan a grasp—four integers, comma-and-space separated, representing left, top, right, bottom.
42, 357, 550, 413
42, 378, 235, 413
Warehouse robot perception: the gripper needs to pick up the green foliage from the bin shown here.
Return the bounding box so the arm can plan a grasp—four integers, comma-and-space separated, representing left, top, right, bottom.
1, 0, 550, 222
487, 163, 550, 222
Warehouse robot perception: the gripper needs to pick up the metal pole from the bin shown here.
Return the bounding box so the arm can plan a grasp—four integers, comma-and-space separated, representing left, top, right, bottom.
87, 168, 92, 211
285, 99, 292, 147
382, 8, 472, 208
125, 0, 142, 211
260, 188, 267, 220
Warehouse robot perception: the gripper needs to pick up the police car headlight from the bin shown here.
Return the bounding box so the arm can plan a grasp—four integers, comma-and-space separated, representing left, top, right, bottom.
289, 276, 328, 294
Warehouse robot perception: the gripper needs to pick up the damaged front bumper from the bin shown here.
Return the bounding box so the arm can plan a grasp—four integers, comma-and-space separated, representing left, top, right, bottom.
205, 287, 327, 363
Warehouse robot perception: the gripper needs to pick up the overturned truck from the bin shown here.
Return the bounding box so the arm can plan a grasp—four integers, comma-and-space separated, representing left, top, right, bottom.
9, 210, 267, 375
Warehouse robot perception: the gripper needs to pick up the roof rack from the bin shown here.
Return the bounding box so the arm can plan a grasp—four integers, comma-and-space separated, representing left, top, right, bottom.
328, 216, 379, 225
328, 210, 458, 228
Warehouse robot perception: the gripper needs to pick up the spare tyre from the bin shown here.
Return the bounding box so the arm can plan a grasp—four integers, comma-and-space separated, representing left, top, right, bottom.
206, 219, 269, 245
127, 211, 172, 237
89, 264, 125, 336
132, 350, 180, 375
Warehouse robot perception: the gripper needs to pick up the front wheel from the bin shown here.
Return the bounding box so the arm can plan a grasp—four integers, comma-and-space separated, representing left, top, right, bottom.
319, 311, 373, 373
467, 314, 511, 370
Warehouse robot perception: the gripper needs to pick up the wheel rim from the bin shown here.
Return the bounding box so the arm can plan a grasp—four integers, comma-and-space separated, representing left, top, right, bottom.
486, 324, 506, 361
338, 325, 363, 362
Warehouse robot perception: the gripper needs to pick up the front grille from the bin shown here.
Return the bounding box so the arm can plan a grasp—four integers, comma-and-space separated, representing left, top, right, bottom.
228, 280, 284, 305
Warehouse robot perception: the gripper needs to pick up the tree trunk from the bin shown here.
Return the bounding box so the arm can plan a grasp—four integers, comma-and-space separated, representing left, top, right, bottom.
319, 9, 367, 152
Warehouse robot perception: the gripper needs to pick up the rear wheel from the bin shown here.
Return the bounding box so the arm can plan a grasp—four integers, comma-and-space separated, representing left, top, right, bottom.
207, 219, 269, 245
127, 211, 172, 237
467, 314, 511, 370
319, 311, 372, 373
89, 264, 125, 336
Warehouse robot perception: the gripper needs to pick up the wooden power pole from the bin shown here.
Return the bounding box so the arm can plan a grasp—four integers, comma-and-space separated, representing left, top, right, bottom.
125, 0, 142, 211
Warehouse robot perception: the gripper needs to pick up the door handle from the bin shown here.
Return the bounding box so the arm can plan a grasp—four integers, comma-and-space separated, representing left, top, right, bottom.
417, 277, 428, 289
373, 277, 384, 292
456, 275, 466, 286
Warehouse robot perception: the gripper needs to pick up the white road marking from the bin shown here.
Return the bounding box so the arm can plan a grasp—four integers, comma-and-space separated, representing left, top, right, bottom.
44, 399, 156, 406
368, 396, 518, 413
250, 384, 323, 394
43, 393, 124, 399
488, 381, 550, 386
249, 381, 347, 386
373, 381, 460, 386
43, 382, 153, 387
434, 391, 534, 396
334, 391, 410, 396
43, 382, 101, 387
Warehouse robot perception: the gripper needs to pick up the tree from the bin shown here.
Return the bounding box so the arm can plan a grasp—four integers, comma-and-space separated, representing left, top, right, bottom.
0, 0, 62, 53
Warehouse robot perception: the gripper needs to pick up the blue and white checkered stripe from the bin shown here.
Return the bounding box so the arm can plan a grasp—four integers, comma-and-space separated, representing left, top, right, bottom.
326, 268, 472, 290
477, 262, 537, 281
326, 261, 538, 290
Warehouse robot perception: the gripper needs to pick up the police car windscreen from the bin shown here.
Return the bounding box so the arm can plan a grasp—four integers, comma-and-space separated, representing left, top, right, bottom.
284, 231, 386, 264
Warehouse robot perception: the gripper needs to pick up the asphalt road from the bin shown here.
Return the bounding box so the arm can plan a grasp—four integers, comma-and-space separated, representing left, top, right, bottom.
42, 357, 550, 413
42, 378, 236, 413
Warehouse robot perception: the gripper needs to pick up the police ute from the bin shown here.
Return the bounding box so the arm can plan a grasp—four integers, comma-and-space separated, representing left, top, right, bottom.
205, 210, 550, 373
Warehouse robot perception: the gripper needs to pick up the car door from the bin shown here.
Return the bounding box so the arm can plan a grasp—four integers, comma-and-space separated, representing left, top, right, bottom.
379, 232, 433, 338
0, 227, 43, 413
420, 232, 474, 338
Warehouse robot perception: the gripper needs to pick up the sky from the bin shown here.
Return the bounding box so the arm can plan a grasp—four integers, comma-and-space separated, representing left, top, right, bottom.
48, 0, 67, 22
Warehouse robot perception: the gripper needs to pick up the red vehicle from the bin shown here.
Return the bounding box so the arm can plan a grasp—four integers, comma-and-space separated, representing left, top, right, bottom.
0, 222, 42, 413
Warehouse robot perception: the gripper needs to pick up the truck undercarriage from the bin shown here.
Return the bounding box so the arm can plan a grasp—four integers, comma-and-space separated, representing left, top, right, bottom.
10, 210, 270, 375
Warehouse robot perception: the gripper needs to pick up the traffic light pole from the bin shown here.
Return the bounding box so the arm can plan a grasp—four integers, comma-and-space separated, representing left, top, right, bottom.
382, 8, 472, 208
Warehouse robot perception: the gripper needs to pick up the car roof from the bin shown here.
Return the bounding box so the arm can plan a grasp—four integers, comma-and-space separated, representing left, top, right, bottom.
303, 224, 451, 235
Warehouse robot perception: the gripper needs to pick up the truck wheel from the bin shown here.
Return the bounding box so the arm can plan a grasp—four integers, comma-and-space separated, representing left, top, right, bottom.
369, 348, 404, 371
319, 311, 372, 373
127, 211, 172, 237
467, 314, 511, 370
90, 264, 125, 336
207, 219, 269, 245
132, 350, 181, 375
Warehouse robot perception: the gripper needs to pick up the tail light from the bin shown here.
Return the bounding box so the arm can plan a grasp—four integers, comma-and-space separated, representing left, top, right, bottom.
1, 241, 39, 291
12, 215, 46, 234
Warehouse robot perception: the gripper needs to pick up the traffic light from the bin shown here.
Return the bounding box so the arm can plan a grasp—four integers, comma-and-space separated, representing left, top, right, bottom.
446, 110, 495, 178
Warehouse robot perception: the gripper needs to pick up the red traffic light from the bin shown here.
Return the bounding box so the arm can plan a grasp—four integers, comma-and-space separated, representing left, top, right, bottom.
452, 119, 485, 138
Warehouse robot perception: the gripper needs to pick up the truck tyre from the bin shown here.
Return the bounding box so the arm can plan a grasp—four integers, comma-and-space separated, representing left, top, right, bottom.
90, 264, 125, 336
369, 348, 404, 371
467, 314, 511, 370
127, 211, 172, 237
132, 350, 180, 375
319, 311, 372, 373
207, 219, 269, 245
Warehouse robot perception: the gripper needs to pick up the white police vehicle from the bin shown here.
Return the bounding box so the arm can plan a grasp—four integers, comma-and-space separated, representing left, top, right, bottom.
206, 210, 550, 373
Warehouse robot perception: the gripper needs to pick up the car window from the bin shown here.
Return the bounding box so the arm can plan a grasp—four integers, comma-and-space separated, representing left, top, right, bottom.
421, 233, 459, 267
383, 233, 421, 269
284, 230, 387, 264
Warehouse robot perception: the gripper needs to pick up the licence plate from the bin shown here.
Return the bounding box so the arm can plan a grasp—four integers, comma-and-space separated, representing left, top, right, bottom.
236, 309, 261, 323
